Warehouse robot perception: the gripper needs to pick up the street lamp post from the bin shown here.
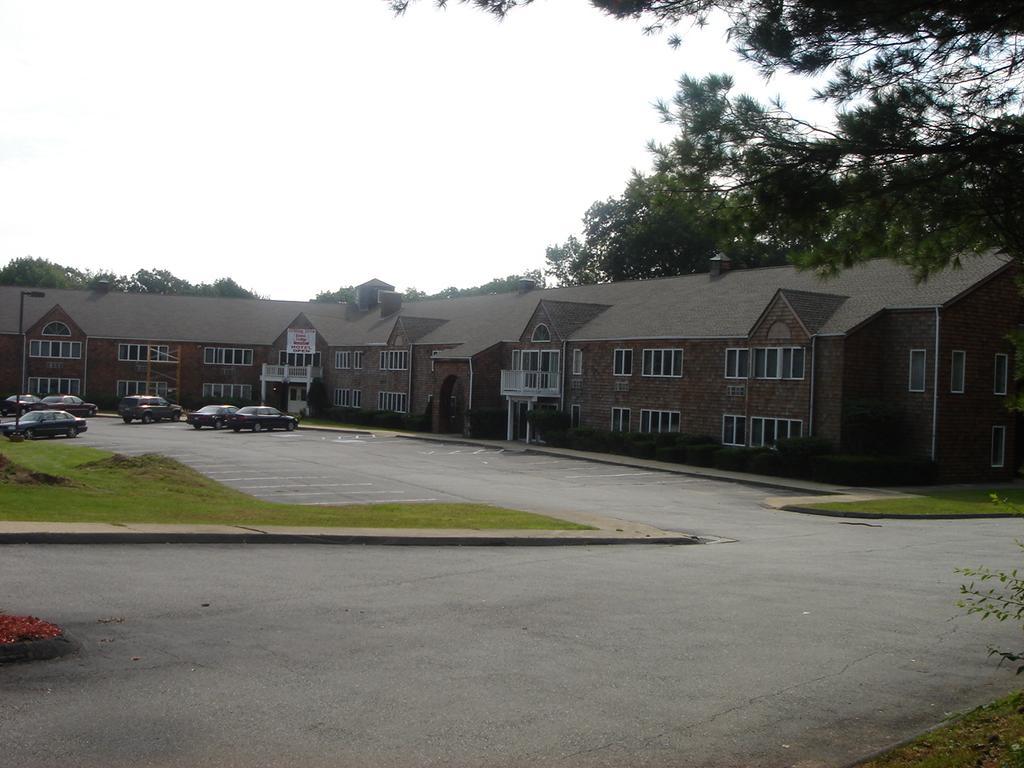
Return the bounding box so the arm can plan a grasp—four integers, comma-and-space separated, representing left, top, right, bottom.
16, 290, 46, 431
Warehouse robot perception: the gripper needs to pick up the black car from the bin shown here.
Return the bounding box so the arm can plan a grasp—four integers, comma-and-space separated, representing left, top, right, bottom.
41, 395, 99, 417
1, 394, 45, 417
186, 405, 238, 430
118, 396, 183, 424
227, 406, 298, 432
1, 409, 88, 439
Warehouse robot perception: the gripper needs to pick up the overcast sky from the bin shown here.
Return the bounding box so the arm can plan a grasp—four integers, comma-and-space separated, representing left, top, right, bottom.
0, 0, 827, 300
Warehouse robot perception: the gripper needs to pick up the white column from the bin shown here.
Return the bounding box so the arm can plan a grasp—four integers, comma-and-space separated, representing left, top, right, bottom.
506, 397, 514, 441
525, 400, 534, 443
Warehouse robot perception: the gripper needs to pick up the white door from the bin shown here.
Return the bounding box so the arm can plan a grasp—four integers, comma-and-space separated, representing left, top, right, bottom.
287, 384, 307, 414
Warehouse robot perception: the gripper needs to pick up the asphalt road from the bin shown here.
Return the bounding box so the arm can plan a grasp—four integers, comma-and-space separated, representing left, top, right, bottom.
1, 419, 1021, 768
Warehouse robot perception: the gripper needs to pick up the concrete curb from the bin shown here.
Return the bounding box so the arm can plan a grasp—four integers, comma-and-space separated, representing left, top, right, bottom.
392, 433, 842, 496
0, 532, 705, 546
779, 504, 1021, 520
0, 632, 77, 664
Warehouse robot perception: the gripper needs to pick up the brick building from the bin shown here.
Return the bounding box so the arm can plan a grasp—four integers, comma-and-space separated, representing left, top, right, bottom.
1, 252, 1019, 481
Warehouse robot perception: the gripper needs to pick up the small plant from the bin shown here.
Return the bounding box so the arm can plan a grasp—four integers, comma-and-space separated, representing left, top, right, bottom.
957, 494, 1024, 673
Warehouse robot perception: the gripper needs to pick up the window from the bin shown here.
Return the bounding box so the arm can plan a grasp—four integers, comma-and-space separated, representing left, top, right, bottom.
722, 415, 746, 446
278, 351, 321, 367
28, 377, 80, 395
639, 409, 680, 433
909, 349, 927, 392
119, 344, 170, 362
992, 426, 1007, 468
117, 380, 168, 397
750, 417, 802, 447
572, 349, 583, 375
42, 321, 71, 336
995, 353, 1009, 395
334, 388, 361, 408
570, 404, 581, 427
611, 407, 630, 432
613, 349, 633, 376
377, 391, 407, 413
725, 348, 749, 379
353, 351, 363, 369
29, 340, 81, 359
531, 324, 551, 342
379, 350, 409, 371
951, 350, 966, 393
753, 347, 803, 379
336, 351, 352, 369
202, 383, 252, 400
641, 349, 683, 377
204, 347, 253, 366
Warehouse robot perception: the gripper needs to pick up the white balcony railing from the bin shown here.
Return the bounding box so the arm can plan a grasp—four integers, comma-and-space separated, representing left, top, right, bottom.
261, 364, 322, 381
500, 369, 561, 397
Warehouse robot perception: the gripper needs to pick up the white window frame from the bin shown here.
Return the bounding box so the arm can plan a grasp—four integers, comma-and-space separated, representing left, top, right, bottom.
334, 388, 356, 407
722, 414, 746, 446
725, 348, 749, 379
994, 353, 1009, 395
353, 351, 363, 369
336, 351, 352, 369
753, 347, 803, 379
749, 417, 803, 447
204, 347, 253, 366
117, 380, 168, 397
29, 340, 82, 359
950, 350, 966, 394
531, 324, 551, 342
377, 391, 407, 413
611, 407, 630, 432
613, 349, 632, 376
202, 383, 252, 400
42, 321, 71, 336
641, 349, 683, 378
278, 351, 320, 367
909, 349, 927, 392
379, 350, 409, 371
28, 377, 81, 395
639, 409, 681, 433
992, 425, 1007, 468
572, 349, 583, 375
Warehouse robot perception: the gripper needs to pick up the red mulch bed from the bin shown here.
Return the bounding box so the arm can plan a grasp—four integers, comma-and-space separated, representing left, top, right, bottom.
0, 614, 62, 644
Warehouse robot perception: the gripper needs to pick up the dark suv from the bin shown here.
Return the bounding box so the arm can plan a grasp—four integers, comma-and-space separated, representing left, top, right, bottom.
118, 396, 183, 424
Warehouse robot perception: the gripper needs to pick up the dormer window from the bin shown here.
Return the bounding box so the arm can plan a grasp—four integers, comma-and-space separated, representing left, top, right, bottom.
42, 321, 71, 337
531, 324, 551, 342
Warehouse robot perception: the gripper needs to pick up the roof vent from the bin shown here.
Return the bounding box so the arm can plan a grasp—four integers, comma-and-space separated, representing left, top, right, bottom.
94, 280, 112, 294
709, 253, 732, 278
517, 278, 537, 294
355, 278, 395, 311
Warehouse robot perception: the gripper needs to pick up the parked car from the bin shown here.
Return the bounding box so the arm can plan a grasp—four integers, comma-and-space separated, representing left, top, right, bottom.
227, 406, 298, 432
41, 395, 98, 417
1, 409, 87, 439
1, 394, 45, 417
186, 404, 238, 430
118, 396, 183, 424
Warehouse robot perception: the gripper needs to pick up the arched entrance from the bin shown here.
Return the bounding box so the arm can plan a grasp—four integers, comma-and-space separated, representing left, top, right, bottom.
438, 375, 464, 434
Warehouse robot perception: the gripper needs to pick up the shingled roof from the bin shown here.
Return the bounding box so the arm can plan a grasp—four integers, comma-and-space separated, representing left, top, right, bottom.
0, 252, 1011, 351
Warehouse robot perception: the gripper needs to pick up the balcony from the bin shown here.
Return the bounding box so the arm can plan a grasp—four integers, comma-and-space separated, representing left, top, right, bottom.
261, 364, 322, 383
500, 369, 561, 397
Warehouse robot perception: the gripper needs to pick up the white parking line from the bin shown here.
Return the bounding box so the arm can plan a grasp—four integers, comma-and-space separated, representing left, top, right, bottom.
259, 490, 405, 497
298, 498, 439, 505
212, 475, 342, 481
233, 482, 374, 489
562, 472, 655, 479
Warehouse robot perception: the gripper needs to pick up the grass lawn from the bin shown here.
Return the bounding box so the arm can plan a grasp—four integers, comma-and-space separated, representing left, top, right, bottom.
0, 442, 592, 530
859, 690, 1024, 768
806, 488, 1024, 517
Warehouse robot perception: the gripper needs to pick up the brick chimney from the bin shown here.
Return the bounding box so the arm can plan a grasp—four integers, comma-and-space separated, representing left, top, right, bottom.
709, 254, 732, 278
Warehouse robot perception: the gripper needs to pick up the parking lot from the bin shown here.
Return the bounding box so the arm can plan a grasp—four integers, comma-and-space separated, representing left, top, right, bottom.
76, 417, 792, 540
3, 417, 1022, 767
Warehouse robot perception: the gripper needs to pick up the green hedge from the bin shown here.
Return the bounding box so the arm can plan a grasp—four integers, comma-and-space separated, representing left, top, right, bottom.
810, 454, 938, 486
466, 408, 506, 439
713, 447, 769, 471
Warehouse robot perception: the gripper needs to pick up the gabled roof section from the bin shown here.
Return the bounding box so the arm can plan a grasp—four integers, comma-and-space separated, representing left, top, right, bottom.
396, 316, 449, 343
537, 300, 611, 340
778, 289, 848, 335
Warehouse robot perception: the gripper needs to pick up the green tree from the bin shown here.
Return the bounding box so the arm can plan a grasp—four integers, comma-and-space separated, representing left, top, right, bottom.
394, 0, 1024, 273
0, 257, 84, 288
313, 285, 358, 303
194, 277, 259, 299
126, 269, 194, 295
